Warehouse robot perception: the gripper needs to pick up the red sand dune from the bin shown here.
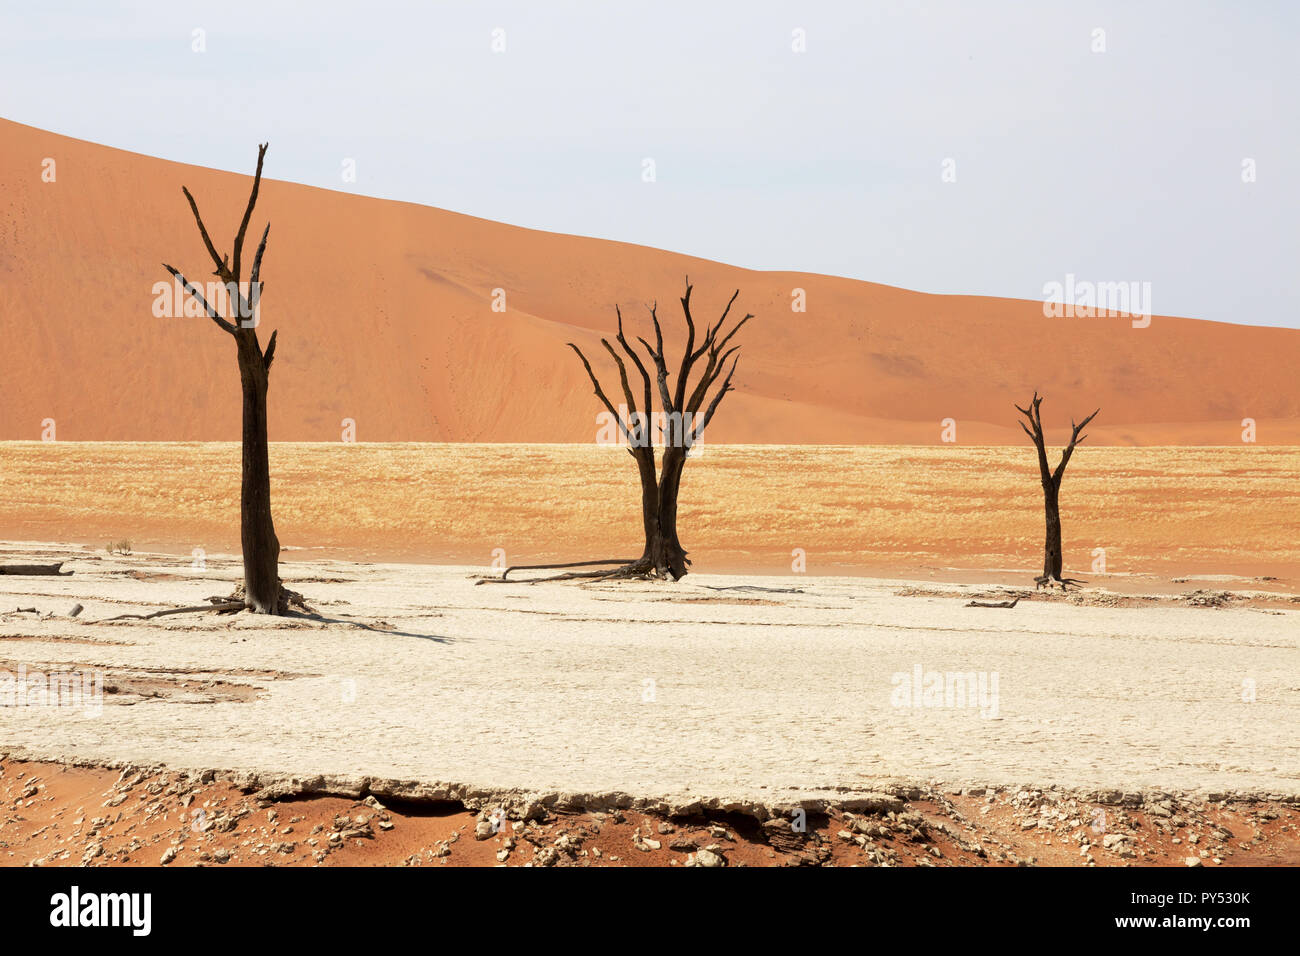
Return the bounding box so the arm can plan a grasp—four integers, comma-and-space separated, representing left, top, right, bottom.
3, 117, 1298, 445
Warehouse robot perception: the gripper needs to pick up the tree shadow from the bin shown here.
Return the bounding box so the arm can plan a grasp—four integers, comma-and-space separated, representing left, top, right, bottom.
286, 609, 457, 644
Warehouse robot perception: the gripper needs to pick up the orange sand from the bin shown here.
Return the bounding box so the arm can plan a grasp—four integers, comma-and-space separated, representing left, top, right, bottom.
2, 442, 1297, 582
3, 118, 1298, 445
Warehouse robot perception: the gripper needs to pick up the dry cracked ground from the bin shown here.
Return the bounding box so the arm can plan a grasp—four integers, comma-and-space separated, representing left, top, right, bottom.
2, 545, 1298, 866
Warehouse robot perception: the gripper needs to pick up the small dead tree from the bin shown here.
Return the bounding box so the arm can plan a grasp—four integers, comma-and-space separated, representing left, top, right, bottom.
162, 144, 290, 614
1015, 392, 1100, 590
506, 280, 750, 582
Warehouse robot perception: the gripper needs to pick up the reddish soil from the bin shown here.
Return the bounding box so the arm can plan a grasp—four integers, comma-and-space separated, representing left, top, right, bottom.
3, 760, 1296, 868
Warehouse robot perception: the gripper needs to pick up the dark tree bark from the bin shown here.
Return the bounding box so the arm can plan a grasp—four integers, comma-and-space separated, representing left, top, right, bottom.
162, 144, 285, 614
1014, 392, 1099, 590
513, 280, 749, 582
0, 562, 71, 575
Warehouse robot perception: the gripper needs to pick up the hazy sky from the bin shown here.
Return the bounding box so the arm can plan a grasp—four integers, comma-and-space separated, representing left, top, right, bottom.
2, 1, 1296, 327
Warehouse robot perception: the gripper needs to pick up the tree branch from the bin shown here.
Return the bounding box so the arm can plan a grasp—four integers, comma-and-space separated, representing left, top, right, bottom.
637, 303, 676, 423
674, 280, 696, 411
162, 264, 238, 336
599, 338, 643, 445
180, 187, 229, 279
1015, 392, 1052, 484
1054, 408, 1101, 483
231, 142, 268, 282
263, 329, 278, 371
693, 354, 740, 442
569, 343, 635, 445
250, 222, 270, 283
615, 305, 653, 433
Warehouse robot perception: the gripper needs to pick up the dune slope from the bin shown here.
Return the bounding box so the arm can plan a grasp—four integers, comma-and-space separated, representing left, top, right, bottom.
2, 118, 1298, 444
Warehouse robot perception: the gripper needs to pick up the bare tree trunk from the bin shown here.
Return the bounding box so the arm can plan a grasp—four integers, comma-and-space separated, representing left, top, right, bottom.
1042, 482, 1063, 581
650, 444, 689, 580
238, 337, 280, 613
633, 448, 659, 558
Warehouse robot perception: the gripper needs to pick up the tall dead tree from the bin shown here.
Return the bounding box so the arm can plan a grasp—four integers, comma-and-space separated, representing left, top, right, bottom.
1015, 392, 1099, 590
162, 144, 286, 614
506, 280, 750, 582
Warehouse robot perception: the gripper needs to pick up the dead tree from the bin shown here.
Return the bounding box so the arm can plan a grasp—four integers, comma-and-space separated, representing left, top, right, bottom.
1015, 393, 1099, 590
506, 280, 750, 582
162, 144, 288, 614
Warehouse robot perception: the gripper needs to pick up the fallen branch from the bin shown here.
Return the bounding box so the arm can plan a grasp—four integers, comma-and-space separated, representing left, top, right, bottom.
965, 598, 1021, 609
0, 562, 71, 576
703, 585, 805, 595
478, 559, 639, 584
100, 601, 245, 622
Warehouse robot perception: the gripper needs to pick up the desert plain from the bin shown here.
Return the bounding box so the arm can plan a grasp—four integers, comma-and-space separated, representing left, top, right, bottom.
2, 441, 1298, 867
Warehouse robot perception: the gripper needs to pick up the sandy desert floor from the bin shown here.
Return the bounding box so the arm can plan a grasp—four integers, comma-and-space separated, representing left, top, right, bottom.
3, 442, 1299, 580
3, 441, 1298, 865
2, 545, 1298, 866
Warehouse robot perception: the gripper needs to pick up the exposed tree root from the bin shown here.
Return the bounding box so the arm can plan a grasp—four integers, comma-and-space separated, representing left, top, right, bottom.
222, 583, 317, 615
97, 583, 315, 622
1034, 575, 1087, 592
703, 585, 805, 594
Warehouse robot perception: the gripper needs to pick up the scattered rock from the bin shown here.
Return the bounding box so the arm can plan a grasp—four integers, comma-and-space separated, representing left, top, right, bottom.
686, 847, 726, 868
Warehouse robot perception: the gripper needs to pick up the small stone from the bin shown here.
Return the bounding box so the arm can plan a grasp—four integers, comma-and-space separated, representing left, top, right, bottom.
533, 846, 558, 867
687, 848, 726, 868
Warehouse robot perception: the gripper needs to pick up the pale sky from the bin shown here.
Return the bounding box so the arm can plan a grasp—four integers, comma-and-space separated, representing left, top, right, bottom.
2, 0, 1296, 327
